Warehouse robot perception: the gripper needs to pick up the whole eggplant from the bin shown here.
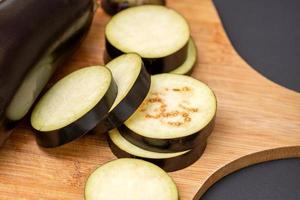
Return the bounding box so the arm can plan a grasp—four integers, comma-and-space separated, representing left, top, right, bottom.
0, 0, 96, 146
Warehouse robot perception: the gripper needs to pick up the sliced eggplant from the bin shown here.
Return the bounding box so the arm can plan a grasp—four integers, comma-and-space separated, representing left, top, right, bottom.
122, 73, 217, 152
31, 66, 117, 147
96, 54, 151, 133
85, 158, 178, 200
108, 129, 207, 172
102, 0, 166, 15
170, 38, 197, 75
0, 0, 96, 146
105, 5, 190, 74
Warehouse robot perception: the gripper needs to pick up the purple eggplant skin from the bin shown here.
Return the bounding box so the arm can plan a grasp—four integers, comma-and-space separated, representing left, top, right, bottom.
105, 40, 188, 74
119, 116, 215, 153
108, 136, 207, 172
102, 0, 166, 15
95, 61, 151, 134
0, 0, 96, 146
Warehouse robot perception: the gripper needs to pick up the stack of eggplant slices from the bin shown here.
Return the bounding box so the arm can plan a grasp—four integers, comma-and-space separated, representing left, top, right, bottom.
30, 4, 217, 200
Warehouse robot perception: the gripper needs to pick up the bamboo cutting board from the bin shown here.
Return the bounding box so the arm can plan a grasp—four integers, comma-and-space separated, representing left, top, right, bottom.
0, 0, 299, 199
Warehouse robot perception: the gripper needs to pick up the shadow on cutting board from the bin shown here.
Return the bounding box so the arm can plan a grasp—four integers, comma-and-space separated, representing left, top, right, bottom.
213, 0, 300, 92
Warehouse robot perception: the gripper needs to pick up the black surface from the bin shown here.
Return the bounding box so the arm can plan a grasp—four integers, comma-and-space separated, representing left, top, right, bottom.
200, 158, 300, 200
213, 0, 300, 92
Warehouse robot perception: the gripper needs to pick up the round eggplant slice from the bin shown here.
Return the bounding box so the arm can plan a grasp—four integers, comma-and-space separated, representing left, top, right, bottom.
31, 66, 117, 147
95, 53, 151, 133
102, 0, 166, 15
170, 38, 197, 75
105, 5, 190, 74
108, 129, 207, 172
122, 74, 217, 152
85, 158, 178, 200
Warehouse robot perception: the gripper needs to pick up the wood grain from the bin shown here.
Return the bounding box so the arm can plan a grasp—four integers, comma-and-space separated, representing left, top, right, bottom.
0, 0, 299, 199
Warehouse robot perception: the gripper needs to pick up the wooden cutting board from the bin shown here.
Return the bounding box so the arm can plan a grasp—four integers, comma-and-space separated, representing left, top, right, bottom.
0, 0, 299, 199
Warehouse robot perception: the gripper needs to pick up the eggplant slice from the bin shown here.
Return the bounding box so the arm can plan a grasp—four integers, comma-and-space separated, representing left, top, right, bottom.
105, 38, 198, 76
102, 0, 166, 15
108, 129, 207, 172
170, 38, 197, 75
85, 158, 179, 200
31, 66, 117, 147
122, 74, 217, 152
95, 53, 151, 133
105, 5, 190, 74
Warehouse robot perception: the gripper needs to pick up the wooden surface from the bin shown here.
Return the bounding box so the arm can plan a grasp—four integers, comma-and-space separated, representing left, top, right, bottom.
0, 0, 300, 199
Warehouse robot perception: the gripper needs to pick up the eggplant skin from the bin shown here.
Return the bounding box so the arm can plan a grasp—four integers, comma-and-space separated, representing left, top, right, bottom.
95, 61, 151, 133
108, 136, 207, 172
105, 40, 188, 74
119, 116, 215, 153
0, 0, 96, 146
102, 0, 166, 15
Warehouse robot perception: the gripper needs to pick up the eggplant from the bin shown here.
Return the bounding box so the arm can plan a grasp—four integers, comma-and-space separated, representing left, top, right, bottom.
122, 74, 217, 152
85, 158, 179, 200
108, 129, 208, 172
105, 5, 190, 74
0, 0, 96, 146
101, 0, 166, 15
31, 66, 117, 148
105, 38, 198, 76
95, 53, 151, 133
119, 120, 214, 153
170, 38, 198, 75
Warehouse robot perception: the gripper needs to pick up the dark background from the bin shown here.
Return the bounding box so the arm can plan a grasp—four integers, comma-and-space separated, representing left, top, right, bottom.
213, 0, 300, 92
201, 158, 300, 200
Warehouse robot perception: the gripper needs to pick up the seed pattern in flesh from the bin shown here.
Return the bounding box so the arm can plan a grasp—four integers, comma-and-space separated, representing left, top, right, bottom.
140, 87, 199, 127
